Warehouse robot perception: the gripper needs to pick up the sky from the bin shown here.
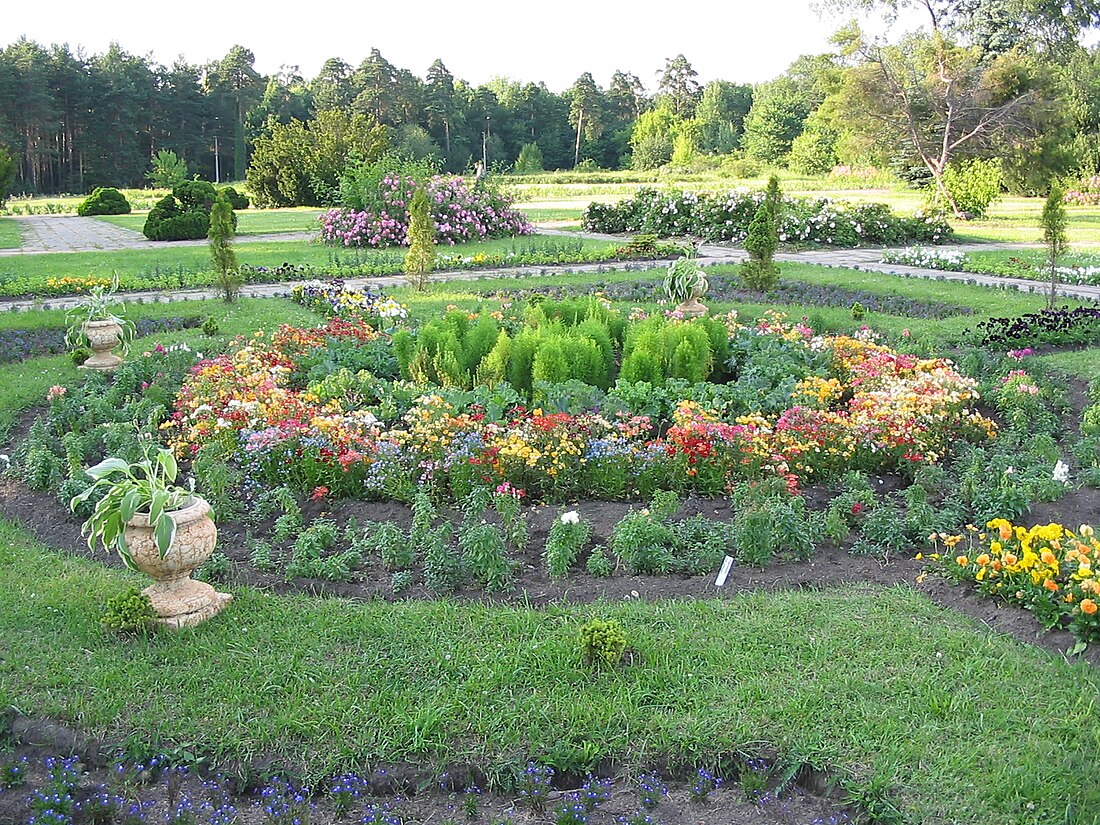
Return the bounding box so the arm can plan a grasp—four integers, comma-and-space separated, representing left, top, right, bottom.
8, 0, 880, 91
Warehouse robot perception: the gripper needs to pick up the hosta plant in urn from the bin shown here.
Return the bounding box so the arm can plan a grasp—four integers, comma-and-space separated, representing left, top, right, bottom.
664, 256, 709, 318
71, 445, 231, 629
64, 276, 136, 371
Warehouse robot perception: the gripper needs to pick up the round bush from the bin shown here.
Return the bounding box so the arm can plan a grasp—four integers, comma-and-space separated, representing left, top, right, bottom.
151, 211, 210, 241
219, 186, 250, 210
173, 180, 217, 212
77, 187, 131, 216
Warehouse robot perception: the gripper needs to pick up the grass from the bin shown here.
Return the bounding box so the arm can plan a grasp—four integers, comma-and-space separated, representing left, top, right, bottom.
0, 234, 617, 298
1036, 348, 1100, 382
96, 207, 324, 236
0, 526, 1097, 824
0, 217, 21, 249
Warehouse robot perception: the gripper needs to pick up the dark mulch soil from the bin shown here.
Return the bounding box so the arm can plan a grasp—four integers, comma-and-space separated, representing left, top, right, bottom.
4, 470, 1099, 668
0, 712, 858, 825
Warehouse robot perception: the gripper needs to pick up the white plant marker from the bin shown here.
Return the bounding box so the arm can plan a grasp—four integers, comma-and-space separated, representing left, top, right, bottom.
715, 555, 735, 588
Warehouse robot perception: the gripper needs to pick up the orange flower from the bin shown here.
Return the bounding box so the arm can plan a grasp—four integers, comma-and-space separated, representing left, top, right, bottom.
1003, 553, 1018, 566
998, 524, 1013, 541
1041, 550, 1057, 566
1043, 578, 1059, 592
1081, 599, 1098, 615
976, 553, 991, 566
956, 555, 969, 567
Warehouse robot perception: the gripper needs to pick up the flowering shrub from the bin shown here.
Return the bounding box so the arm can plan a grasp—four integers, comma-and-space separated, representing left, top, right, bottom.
582, 187, 952, 247
926, 520, 1100, 642
881, 246, 965, 270
320, 175, 533, 247
165, 312, 995, 503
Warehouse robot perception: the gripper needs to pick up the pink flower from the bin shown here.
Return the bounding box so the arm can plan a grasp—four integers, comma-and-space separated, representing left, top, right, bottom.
46, 385, 66, 402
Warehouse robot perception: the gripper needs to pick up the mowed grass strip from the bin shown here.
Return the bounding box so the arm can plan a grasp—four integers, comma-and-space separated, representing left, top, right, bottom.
0, 523, 1097, 824
0, 234, 617, 296
95, 207, 324, 237
0, 217, 21, 249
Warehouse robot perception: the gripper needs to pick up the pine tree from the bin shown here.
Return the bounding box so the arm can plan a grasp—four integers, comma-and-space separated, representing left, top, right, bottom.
404, 186, 436, 292
208, 191, 240, 302
1041, 185, 1068, 309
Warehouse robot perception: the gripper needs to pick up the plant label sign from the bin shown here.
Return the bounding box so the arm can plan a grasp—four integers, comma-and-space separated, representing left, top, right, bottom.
714, 555, 734, 588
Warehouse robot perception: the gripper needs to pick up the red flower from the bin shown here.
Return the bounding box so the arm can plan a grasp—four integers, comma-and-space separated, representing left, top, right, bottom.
851, 502, 863, 516
311, 486, 329, 501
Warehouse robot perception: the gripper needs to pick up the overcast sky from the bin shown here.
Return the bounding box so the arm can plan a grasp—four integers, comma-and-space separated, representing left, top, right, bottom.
9, 0, 878, 90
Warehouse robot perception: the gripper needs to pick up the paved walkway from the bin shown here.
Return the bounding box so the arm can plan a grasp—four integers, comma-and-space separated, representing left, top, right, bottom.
2, 214, 312, 255
2, 218, 1098, 311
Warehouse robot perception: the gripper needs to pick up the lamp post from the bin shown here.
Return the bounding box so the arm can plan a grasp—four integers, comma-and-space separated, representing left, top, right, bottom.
482, 115, 490, 170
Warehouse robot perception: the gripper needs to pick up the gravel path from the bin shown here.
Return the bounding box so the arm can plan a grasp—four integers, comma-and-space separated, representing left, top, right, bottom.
0, 215, 311, 255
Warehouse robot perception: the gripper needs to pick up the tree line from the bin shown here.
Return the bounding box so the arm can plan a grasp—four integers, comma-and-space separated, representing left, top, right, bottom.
4, 0, 1100, 199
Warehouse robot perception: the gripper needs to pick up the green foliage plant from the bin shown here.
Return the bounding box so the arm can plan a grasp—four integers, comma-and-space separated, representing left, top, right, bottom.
577, 618, 628, 668
664, 255, 708, 305
545, 510, 592, 578
77, 187, 131, 217
146, 150, 189, 188
936, 158, 1003, 219
63, 275, 136, 355
69, 445, 199, 570
0, 145, 15, 206
513, 142, 545, 174
586, 545, 613, 576
100, 587, 157, 634
404, 186, 436, 292
1041, 184, 1069, 308
208, 190, 241, 302
740, 200, 779, 291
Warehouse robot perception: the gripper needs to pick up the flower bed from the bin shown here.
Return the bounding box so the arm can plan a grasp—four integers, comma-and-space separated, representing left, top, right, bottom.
163, 310, 995, 503
582, 188, 952, 247
926, 520, 1099, 643
320, 174, 533, 247
882, 246, 1100, 287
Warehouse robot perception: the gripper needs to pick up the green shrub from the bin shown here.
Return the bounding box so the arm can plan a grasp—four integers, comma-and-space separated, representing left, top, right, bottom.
77, 187, 131, 216
513, 142, 545, 174
586, 545, 613, 576
740, 200, 779, 291
100, 587, 156, 634
936, 158, 1003, 218
545, 511, 592, 578
577, 618, 628, 668
219, 185, 250, 210
173, 179, 217, 212
147, 149, 189, 188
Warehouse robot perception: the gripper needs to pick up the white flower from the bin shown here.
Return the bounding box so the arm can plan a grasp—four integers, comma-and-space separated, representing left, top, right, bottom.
1005, 466, 1016, 475
560, 510, 580, 525
1053, 460, 1071, 485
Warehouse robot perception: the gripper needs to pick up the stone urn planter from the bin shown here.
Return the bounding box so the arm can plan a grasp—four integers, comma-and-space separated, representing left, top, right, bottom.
675, 279, 709, 319
80, 319, 125, 371
124, 497, 232, 629
71, 447, 232, 631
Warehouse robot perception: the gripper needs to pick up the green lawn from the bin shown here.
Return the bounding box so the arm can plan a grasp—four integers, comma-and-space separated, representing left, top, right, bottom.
0, 217, 21, 249
2, 262, 1098, 824
1, 527, 1097, 824
96, 207, 324, 236
0, 234, 617, 298
1036, 348, 1100, 382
